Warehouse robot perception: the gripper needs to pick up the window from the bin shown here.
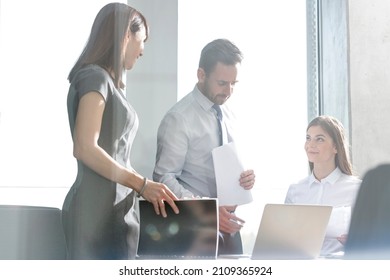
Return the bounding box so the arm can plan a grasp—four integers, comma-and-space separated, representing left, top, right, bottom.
178, 0, 308, 252
0, 0, 123, 207
1, 0, 309, 254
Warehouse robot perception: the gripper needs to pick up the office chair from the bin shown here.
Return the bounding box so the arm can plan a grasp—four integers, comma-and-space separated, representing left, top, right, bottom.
0, 205, 66, 259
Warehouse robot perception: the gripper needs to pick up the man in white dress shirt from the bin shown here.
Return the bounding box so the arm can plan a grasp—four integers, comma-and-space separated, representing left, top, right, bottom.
153, 39, 255, 254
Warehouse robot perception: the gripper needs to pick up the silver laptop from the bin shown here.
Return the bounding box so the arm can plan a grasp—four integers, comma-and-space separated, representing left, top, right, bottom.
250, 203, 332, 259
137, 199, 219, 260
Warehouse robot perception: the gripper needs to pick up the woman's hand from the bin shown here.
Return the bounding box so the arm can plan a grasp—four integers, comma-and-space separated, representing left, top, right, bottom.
141, 180, 179, 217
337, 234, 348, 245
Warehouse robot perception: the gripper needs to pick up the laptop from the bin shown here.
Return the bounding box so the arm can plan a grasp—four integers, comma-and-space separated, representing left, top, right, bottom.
250, 204, 333, 260
137, 199, 219, 260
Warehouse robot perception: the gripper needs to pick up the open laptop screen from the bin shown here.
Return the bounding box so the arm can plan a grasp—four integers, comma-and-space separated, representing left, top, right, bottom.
251, 204, 332, 260
137, 199, 218, 259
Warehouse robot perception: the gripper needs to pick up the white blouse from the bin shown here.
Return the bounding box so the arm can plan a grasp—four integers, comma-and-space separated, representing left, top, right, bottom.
285, 167, 361, 256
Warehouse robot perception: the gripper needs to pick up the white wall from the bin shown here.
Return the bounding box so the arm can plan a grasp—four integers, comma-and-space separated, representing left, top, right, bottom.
127, 0, 178, 179
348, 0, 390, 176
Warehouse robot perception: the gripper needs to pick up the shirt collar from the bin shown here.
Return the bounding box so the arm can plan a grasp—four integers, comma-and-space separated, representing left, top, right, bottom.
309, 166, 343, 186
193, 84, 215, 112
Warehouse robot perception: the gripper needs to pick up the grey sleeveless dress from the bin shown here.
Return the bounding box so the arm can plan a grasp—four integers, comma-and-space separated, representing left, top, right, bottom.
62, 64, 139, 259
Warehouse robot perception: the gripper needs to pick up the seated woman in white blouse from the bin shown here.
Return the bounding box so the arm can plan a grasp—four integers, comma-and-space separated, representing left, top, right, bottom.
285, 115, 361, 256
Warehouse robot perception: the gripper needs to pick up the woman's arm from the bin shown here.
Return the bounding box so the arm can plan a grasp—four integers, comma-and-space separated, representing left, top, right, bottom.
73, 91, 178, 217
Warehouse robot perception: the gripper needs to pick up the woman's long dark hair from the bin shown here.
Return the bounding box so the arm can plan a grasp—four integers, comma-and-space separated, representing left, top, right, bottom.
68, 2, 149, 89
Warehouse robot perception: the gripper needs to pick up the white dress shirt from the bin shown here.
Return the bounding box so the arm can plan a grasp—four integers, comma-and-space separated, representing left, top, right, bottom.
285, 167, 361, 256
153, 85, 236, 199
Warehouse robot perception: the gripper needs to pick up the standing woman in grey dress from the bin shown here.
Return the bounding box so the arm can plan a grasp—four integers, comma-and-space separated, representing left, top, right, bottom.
62, 2, 179, 260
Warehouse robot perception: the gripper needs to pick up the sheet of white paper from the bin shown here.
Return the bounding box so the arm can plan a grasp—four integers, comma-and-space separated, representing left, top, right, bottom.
212, 142, 253, 206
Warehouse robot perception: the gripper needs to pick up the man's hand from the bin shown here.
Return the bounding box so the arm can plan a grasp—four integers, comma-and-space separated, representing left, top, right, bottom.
219, 205, 245, 234
239, 169, 255, 190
